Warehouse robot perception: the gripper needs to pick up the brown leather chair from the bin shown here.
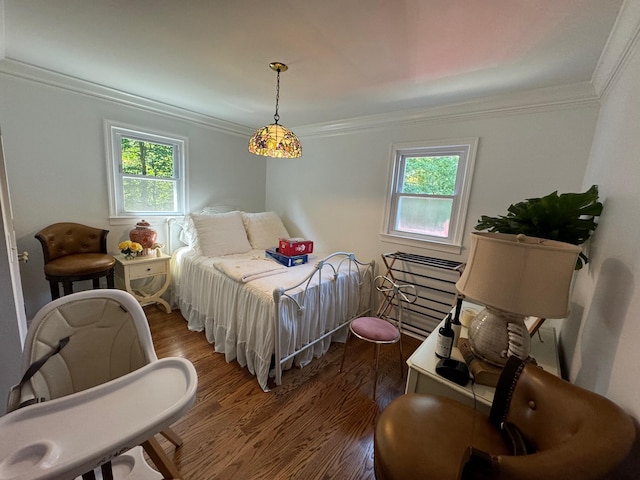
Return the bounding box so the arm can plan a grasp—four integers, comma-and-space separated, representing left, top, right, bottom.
35, 222, 116, 300
374, 356, 636, 480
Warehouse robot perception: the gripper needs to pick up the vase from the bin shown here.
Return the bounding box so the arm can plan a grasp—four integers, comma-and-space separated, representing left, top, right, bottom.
129, 220, 157, 256
467, 306, 531, 367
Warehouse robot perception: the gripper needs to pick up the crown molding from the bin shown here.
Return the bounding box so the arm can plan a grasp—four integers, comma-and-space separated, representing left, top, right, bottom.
0, 58, 254, 136
591, 0, 640, 100
1, 57, 602, 140
294, 82, 600, 138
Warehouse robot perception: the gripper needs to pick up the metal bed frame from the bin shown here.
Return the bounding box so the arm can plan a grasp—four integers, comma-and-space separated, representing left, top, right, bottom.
167, 216, 375, 389
272, 252, 375, 387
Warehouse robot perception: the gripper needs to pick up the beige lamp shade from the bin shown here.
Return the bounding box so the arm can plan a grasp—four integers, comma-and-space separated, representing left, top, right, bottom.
456, 232, 582, 319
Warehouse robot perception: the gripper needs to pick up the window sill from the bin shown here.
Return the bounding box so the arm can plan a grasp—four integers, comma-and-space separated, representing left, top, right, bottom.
379, 233, 463, 256
108, 215, 180, 227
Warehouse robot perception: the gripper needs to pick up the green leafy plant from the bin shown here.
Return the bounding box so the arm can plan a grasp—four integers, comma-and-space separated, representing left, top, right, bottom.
475, 185, 603, 269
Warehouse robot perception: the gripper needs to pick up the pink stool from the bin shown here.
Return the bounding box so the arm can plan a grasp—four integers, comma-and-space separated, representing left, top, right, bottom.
340, 276, 416, 400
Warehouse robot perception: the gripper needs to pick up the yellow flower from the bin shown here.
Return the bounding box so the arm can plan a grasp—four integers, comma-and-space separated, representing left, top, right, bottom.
119, 240, 143, 256
118, 240, 132, 250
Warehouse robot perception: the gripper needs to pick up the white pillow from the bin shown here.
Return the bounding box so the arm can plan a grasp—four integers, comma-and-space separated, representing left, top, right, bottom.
178, 214, 198, 246
242, 211, 290, 250
191, 211, 252, 257
200, 205, 237, 215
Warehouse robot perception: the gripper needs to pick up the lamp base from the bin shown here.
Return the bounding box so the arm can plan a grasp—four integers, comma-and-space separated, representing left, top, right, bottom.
467, 306, 531, 367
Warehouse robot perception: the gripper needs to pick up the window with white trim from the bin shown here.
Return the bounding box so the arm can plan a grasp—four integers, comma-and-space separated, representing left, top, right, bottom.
105, 122, 187, 218
382, 138, 478, 251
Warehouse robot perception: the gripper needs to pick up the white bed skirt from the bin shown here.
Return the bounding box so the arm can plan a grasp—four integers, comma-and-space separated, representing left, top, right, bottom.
171, 247, 371, 391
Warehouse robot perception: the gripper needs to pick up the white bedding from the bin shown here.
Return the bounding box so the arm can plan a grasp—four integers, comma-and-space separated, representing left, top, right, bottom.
212, 254, 287, 282
171, 247, 372, 391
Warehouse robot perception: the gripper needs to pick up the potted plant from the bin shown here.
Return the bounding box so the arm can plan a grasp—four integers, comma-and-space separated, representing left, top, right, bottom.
475, 185, 603, 269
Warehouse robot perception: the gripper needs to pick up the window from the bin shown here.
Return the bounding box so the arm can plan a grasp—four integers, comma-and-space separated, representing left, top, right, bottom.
382, 138, 478, 252
106, 122, 187, 219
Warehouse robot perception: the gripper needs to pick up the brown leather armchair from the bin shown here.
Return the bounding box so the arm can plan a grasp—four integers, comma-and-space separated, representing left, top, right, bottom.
374, 356, 636, 480
35, 222, 116, 300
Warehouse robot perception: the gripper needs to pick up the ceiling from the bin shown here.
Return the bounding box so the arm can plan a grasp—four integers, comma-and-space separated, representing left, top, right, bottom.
2, 0, 624, 129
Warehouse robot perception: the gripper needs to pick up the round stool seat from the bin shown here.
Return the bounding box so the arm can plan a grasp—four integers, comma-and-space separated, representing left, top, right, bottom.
36, 223, 116, 300
44, 253, 116, 277
374, 393, 509, 480
351, 316, 400, 343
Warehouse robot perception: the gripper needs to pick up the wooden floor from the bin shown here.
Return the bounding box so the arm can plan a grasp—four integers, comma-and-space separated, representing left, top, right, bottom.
146, 306, 422, 480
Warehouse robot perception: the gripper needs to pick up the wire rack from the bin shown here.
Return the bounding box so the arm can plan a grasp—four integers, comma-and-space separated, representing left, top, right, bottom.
380, 251, 464, 338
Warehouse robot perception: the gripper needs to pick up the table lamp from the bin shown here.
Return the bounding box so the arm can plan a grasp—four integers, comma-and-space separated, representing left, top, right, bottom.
455, 232, 581, 366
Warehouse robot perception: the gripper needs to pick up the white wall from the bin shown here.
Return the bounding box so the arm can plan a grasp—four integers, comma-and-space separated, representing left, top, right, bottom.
0, 72, 266, 317
563, 23, 640, 418
266, 104, 599, 266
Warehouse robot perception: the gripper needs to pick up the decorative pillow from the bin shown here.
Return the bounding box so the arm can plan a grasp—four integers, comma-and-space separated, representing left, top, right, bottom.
179, 207, 239, 246
191, 211, 252, 257
178, 214, 198, 247
200, 205, 237, 215
242, 211, 290, 250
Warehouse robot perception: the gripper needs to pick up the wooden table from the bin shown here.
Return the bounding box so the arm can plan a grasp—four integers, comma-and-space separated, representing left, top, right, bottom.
114, 253, 172, 313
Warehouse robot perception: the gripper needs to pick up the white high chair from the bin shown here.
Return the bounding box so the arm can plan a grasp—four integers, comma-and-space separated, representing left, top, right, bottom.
4, 289, 195, 479
1, 357, 196, 479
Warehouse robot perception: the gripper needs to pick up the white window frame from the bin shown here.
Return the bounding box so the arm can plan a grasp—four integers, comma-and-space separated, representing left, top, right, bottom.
105, 121, 187, 221
381, 138, 478, 254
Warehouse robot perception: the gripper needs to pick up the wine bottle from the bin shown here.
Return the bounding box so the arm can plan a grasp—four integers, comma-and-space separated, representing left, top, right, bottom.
435, 313, 454, 359
452, 296, 463, 325
451, 296, 463, 346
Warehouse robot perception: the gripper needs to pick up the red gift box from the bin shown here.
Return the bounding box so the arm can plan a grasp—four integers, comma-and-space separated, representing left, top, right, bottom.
278, 238, 314, 256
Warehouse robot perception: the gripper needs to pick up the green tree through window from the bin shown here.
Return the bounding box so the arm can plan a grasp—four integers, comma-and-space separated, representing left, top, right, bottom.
121, 138, 176, 212
403, 156, 458, 195
396, 155, 460, 238
106, 122, 186, 217
383, 139, 478, 250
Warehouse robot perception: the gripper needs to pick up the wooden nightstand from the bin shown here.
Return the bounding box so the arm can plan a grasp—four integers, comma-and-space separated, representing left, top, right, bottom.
114, 253, 171, 313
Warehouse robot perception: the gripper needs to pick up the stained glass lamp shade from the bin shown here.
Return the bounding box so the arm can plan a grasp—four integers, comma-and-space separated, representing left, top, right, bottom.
248, 123, 302, 158
248, 62, 302, 159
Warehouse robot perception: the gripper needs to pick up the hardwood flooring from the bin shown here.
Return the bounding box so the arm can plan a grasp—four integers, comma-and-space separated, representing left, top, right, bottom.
145, 306, 422, 480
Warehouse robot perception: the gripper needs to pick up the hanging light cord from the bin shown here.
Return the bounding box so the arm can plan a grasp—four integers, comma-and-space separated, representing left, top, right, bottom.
273, 67, 281, 125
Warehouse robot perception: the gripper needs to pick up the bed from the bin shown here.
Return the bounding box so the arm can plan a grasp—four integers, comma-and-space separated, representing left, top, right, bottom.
169, 210, 374, 391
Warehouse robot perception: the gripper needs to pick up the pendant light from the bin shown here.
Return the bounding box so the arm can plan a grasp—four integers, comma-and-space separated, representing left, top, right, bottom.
248, 62, 302, 158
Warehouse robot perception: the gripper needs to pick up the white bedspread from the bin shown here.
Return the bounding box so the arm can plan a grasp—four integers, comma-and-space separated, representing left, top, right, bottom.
170, 248, 371, 391
212, 255, 287, 282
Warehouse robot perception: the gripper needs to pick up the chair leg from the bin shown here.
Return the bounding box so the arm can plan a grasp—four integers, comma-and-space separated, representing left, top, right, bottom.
107, 269, 115, 289
339, 329, 352, 373
49, 281, 60, 300
373, 343, 381, 401
160, 427, 183, 447
92, 278, 100, 289
62, 280, 74, 297
398, 336, 404, 380
142, 437, 182, 480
